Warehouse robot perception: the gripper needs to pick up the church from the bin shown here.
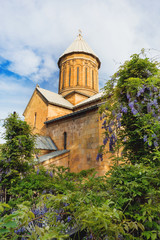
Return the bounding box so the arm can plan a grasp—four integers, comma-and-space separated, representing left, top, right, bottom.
23, 33, 112, 175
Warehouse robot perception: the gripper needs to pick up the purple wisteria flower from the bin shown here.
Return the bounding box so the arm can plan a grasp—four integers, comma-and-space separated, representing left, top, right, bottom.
56, 215, 62, 222
127, 92, 130, 100
96, 153, 103, 161
67, 216, 72, 222
152, 133, 156, 138
154, 141, 158, 147
153, 86, 158, 92
147, 103, 152, 113
137, 87, 145, 97
117, 121, 121, 128
36, 168, 40, 175
131, 108, 138, 115
121, 107, 128, 113
109, 126, 112, 133
50, 171, 53, 178
143, 135, 147, 142
129, 101, 134, 109
112, 110, 116, 116
102, 120, 106, 125
116, 113, 122, 120
103, 137, 108, 145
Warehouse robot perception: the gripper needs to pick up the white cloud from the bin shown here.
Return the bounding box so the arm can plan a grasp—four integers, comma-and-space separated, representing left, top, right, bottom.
0, 0, 160, 142
0, 0, 159, 82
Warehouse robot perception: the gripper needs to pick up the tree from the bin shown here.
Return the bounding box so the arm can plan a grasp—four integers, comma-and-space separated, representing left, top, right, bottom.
0, 112, 35, 202
98, 52, 160, 239
99, 52, 160, 166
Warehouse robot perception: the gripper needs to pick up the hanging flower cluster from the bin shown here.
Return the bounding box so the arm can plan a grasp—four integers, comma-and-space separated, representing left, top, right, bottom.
97, 77, 160, 161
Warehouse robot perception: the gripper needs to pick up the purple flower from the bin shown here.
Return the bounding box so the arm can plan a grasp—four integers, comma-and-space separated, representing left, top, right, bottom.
152, 133, 156, 138
102, 120, 106, 125
49, 171, 53, 178
56, 215, 62, 222
112, 110, 116, 116
149, 92, 153, 97
116, 113, 122, 120
154, 141, 158, 147
36, 168, 40, 175
96, 153, 103, 161
153, 86, 158, 92
143, 135, 147, 142
121, 107, 128, 113
109, 141, 113, 152
67, 216, 72, 222
127, 92, 130, 100
117, 121, 121, 128
103, 137, 108, 145
129, 101, 134, 109
153, 98, 158, 108
137, 91, 141, 97
146, 70, 152, 77
131, 108, 138, 115
64, 203, 69, 207
109, 126, 112, 133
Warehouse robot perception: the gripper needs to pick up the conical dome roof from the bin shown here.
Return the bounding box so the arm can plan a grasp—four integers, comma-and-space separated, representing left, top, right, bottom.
58, 33, 100, 68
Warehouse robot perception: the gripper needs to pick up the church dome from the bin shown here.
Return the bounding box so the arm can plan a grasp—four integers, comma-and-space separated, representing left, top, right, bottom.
58, 33, 101, 68
58, 32, 101, 98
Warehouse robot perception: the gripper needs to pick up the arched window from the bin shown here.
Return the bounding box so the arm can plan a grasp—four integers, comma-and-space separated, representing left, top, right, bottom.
85, 68, 87, 86
64, 132, 67, 149
92, 70, 94, 89
77, 67, 79, 85
69, 67, 71, 87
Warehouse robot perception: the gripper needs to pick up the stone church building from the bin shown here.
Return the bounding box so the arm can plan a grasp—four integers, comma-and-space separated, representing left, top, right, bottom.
23, 33, 111, 175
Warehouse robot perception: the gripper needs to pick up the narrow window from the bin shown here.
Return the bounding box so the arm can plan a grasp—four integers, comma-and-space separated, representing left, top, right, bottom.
34, 112, 37, 128
77, 67, 79, 85
92, 70, 94, 89
62, 70, 65, 89
64, 132, 67, 149
69, 67, 71, 87
85, 68, 87, 86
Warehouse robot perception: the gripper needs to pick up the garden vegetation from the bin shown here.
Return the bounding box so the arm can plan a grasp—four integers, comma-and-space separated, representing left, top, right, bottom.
0, 52, 160, 239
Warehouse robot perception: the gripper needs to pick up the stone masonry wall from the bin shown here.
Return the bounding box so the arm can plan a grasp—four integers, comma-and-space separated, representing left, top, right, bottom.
46, 108, 103, 173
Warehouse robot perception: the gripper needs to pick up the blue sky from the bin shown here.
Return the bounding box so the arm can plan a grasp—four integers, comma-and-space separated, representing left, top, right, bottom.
0, 0, 160, 142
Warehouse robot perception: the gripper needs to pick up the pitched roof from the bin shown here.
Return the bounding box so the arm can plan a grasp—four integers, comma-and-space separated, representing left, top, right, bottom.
58, 33, 100, 68
36, 150, 70, 163
35, 135, 57, 150
37, 87, 74, 109
74, 91, 104, 108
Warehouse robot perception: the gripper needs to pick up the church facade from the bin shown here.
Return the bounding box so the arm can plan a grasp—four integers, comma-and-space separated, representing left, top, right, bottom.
23, 33, 112, 175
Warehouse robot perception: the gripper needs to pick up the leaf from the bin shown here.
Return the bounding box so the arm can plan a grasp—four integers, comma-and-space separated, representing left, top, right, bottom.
5, 221, 17, 228
151, 233, 157, 240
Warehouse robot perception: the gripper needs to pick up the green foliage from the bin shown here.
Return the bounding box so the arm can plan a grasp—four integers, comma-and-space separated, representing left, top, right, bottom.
0, 53, 160, 239
100, 53, 160, 165
0, 113, 35, 200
